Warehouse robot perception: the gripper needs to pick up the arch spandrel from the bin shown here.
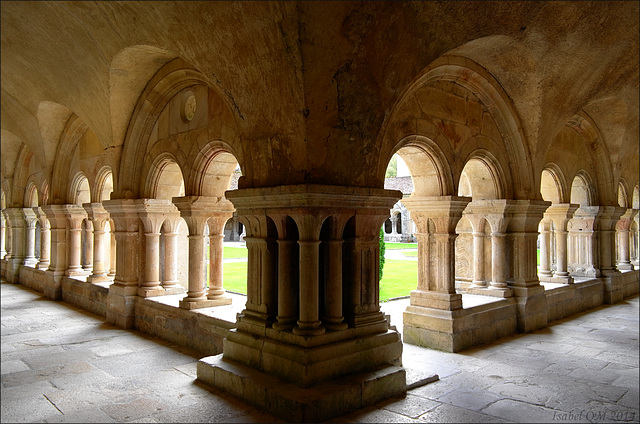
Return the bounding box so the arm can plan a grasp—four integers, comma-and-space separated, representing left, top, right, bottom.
117, 59, 244, 199
378, 54, 533, 199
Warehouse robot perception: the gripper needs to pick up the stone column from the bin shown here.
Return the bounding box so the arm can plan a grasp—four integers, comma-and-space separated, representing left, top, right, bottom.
207, 213, 234, 304
23, 208, 38, 267
506, 200, 550, 333
538, 220, 552, 278
40, 205, 69, 295
568, 206, 600, 277
464, 200, 512, 297
632, 213, 640, 269
544, 204, 578, 283
0, 212, 6, 259
64, 205, 89, 278
108, 229, 116, 277
34, 208, 50, 270
102, 199, 143, 329
597, 206, 625, 277
81, 220, 93, 272
173, 196, 234, 309
4, 208, 26, 283
464, 215, 487, 288
616, 209, 636, 270
321, 215, 350, 331
84, 203, 110, 283
159, 215, 184, 294
271, 214, 298, 331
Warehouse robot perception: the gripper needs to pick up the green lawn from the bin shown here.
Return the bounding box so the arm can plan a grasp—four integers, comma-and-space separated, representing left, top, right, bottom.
222, 261, 248, 294
385, 242, 418, 250
223, 246, 248, 259
221, 258, 417, 300
380, 259, 417, 301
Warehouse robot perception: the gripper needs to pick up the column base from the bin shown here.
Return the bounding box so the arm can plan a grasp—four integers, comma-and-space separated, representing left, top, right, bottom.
138, 286, 165, 297
403, 299, 517, 352
466, 286, 513, 298
163, 285, 186, 296
206, 294, 232, 305
617, 263, 634, 271
197, 355, 407, 423
179, 298, 230, 309
409, 289, 462, 310
511, 285, 548, 333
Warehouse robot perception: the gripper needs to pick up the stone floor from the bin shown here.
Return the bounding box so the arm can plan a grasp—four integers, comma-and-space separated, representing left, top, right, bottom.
1, 278, 638, 423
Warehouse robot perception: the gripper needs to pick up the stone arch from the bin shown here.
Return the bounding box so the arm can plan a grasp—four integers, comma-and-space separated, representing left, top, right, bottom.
566, 113, 615, 205
389, 135, 454, 197
69, 172, 91, 206
50, 115, 89, 204
144, 154, 185, 200
118, 58, 243, 199
187, 140, 241, 197
24, 182, 39, 208
378, 54, 533, 199
93, 166, 114, 203
617, 180, 630, 208
458, 151, 506, 200
570, 171, 596, 207
540, 164, 567, 204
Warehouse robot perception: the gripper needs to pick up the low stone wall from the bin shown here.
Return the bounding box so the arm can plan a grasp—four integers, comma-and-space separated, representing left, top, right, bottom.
545, 279, 604, 322
0, 259, 6, 279
403, 298, 518, 352
135, 298, 235, 356
61, 278, 109, 318
19, 266, 47, 294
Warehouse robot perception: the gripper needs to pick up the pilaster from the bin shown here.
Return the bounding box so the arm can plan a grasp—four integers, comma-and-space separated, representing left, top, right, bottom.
102, 199, 142, 329
4, 208, 26, 283
506, 200, 550, 333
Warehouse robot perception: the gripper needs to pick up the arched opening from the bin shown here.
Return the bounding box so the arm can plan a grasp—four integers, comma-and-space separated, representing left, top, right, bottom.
570, 173, 593, 207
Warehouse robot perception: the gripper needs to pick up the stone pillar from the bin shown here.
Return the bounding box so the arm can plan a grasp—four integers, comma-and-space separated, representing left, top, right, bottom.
81, 220, 93, 272
64, 205, 89, 278
84, 203, 110, 283
465, 215, 486, 288
137, 199, 180, 297
538, 220, 552, 278
173, 196, 234, 309
271, 214, 298, 331
401, 196, 472, 352
322, 216, 350, 331
198, 185, 405, 422
568, 206, 600, 277
40, 205, 69, 296
0, 212, 6, 259
544, 204, 578, 283
464, 200, 512, 297
597, 206, 625, 277
22, 208, 38, 267
159, 215, 184, 294
506, 200, 550, 333
615, 209, 636, 271
108, 229, 116, 277
4, 208, 26, 283
632, 213, 640, 269
207, 213, 234, 303
34, 208, 50, 270
102, 199, 142, 329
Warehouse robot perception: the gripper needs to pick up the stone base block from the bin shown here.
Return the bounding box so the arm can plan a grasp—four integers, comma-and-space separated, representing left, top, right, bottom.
87, 274, 112, 284
179, 298, 230, 309
403, 299, 517, 352
223, 329, 403, 387
466, 286, 513, 298
197, 354, 407, 423
512, 286, 548, 333
162, 286, 186, 296
106, 284, 138, 329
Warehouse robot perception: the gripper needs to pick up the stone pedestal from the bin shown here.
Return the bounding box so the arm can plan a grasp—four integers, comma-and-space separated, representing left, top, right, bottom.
196, 185, 406, 422
400, 196, 472, 350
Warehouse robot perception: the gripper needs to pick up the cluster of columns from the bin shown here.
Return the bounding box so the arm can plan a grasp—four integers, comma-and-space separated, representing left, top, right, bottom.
214, 185, 403, 388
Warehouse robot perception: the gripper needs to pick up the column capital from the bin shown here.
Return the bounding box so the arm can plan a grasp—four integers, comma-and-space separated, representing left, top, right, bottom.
173, 196, 233, 234
403, 195, 471, 234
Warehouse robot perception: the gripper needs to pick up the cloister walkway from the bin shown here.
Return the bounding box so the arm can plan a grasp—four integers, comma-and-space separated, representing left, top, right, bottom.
2, 278, 638, 423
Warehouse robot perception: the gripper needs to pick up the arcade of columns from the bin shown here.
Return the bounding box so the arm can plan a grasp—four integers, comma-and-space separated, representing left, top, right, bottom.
2, 2, 639, 422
